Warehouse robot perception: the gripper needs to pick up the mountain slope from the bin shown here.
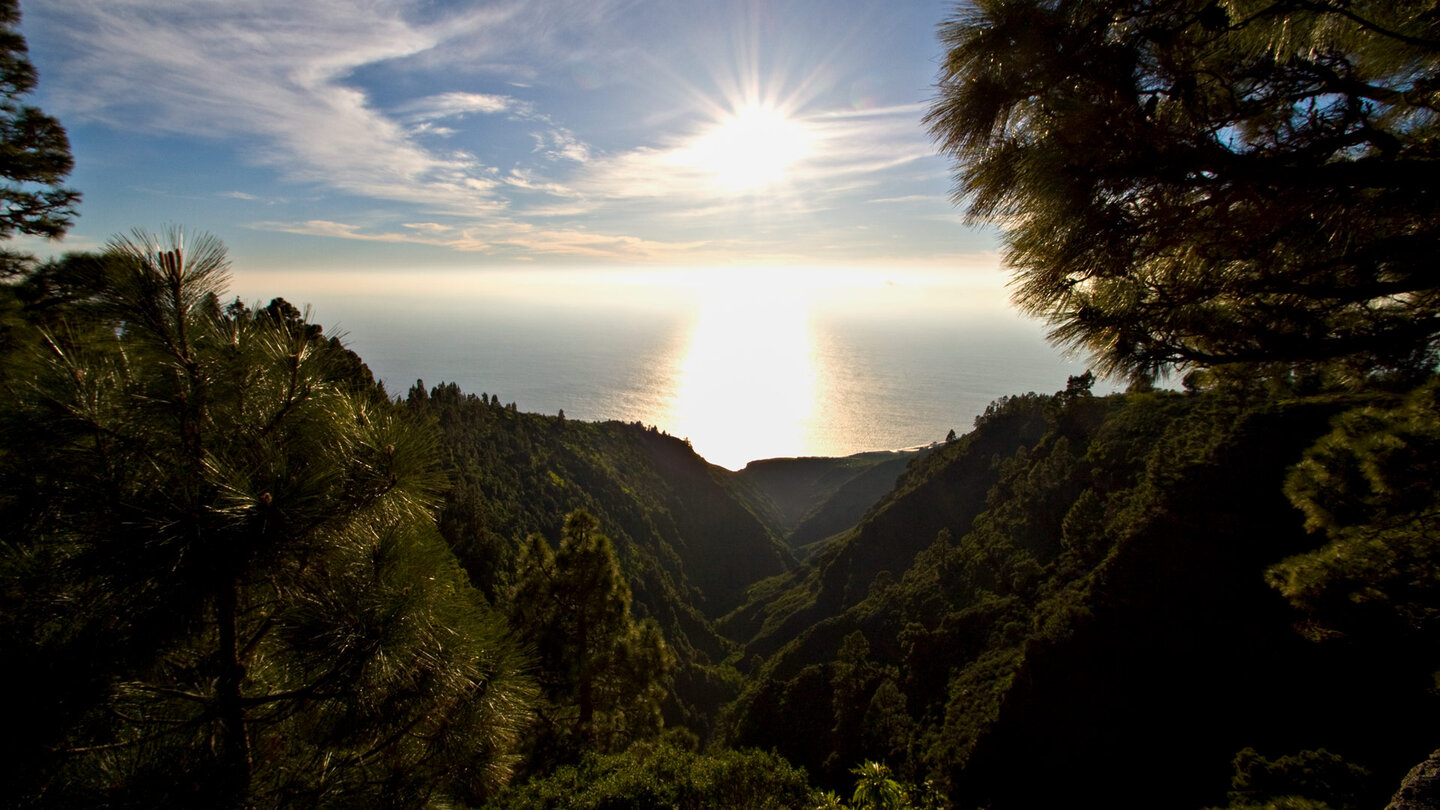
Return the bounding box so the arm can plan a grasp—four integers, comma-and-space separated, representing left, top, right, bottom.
721, 386, 1440, 807
718, 393, 1052, 658
733, 450, 924, 547
737, 446, 927, 553
404, 381, 796, 730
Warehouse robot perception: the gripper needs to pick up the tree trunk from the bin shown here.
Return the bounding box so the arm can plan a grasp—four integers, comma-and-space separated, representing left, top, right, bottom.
577, 607, 593, 742
215, 577, 252, 806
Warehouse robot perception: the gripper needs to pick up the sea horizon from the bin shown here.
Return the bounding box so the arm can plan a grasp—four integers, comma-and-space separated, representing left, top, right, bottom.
231, 266, 1111, 470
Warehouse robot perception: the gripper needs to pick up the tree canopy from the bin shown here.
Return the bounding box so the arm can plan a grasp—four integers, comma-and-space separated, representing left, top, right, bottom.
928, 0, 1440, 380
0, 229, 534, 808
1272, 377, 1440, 647
508, 510, 673, 767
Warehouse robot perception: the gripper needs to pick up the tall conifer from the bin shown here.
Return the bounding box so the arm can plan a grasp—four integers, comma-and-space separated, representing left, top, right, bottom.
0, 229, 534, 808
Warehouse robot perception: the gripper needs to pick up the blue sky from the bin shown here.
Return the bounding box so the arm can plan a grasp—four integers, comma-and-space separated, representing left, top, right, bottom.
18, 0, 998, 280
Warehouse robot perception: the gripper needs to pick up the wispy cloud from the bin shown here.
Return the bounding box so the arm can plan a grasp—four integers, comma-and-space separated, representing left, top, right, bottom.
485, 223, 709, 260
402, 222, 455, 234
522, 202, 600, 218
400, 91, 520, 121
503, 170, 580, 196
254, 216, 709, 262
868, 194, 948, 204
409, 122, 458, 138
256, 219, 494, 251
36, 1, 510, 212
532, 128, 591, 163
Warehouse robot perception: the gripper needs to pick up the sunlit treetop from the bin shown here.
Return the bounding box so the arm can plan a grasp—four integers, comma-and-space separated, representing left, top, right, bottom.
929, 0, 1440, 383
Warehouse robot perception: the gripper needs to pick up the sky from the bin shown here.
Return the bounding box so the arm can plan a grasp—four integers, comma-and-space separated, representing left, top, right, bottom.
18, 0, 1000, 284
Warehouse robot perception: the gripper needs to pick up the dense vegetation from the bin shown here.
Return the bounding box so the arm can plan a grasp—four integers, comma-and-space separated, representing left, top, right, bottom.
0, 233, 916, 807
9, 244, 1437, 807
4, 0, 1440, 807
0, 234, 535, 807
722, 376, 1440, 807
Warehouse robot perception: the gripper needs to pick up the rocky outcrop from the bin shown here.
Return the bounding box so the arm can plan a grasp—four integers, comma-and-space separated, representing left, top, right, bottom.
1388, 750, 1440, 810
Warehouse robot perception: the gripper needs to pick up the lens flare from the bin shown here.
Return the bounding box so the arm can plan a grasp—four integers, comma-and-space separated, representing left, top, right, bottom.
687, 104, 812, 193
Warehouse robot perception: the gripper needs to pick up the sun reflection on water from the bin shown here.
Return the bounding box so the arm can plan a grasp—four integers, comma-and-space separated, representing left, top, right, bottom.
241, 265, 1095, 472
665, 274, 817, 470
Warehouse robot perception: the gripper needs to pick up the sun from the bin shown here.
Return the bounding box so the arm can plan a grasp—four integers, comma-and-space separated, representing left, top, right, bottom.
689, 104, 812, 193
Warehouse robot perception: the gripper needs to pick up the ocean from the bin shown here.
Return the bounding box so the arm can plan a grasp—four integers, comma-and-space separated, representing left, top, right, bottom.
236, 268, 1107, 470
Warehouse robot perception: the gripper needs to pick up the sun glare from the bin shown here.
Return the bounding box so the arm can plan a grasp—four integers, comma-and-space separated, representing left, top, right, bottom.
690, 105, 812, 193
666, 269, 817, 468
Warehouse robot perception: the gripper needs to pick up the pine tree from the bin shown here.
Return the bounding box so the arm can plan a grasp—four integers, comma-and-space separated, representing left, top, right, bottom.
0, 229, 534, 808
928, 0, 1440, 381
0, 0, 80, 241
510, 510, 673, 765
1272, 378, 1440, 645
851, 761, 909, 810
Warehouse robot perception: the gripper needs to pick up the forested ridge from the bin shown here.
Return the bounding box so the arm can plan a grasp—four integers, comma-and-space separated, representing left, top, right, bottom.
5, 0, 1440, 807
723, 379, 1440, 807
8, 250, 1440, 807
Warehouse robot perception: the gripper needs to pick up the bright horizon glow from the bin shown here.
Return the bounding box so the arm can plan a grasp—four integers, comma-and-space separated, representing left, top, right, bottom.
226, 263, 1012, 308
218, 261, 1107, 469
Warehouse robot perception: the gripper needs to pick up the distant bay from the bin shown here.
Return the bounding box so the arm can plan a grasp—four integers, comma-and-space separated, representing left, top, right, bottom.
234, 268, 1109, 470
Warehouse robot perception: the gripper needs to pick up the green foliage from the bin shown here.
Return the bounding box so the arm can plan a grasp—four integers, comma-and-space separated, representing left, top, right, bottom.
0, 0, 80, 239
734, 450, 925, 549
722, 392, 1053, 663
850, 761, 908, 810
484, 741, 823, 810
509, 510, 674, 766
1272, 379, 1440, 646
810, 760, 947, 810
408, 382, 791, 619
1211, 799, 1335, 810
724, 383, 1432, 808
404, 378, 796, 736
1209, 748, 1373, 810
0, 230, 533, 808
929, 0, 1440, 380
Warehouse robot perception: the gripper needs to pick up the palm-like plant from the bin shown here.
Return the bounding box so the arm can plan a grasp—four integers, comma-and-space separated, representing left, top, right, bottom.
851, 761, 909, 810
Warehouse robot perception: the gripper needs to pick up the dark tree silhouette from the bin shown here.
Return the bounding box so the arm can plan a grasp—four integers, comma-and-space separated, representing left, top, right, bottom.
0, 229, 533, 809
928, 0, 1440, 380
0, 0, 79, 240
509, 510, 673, 765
